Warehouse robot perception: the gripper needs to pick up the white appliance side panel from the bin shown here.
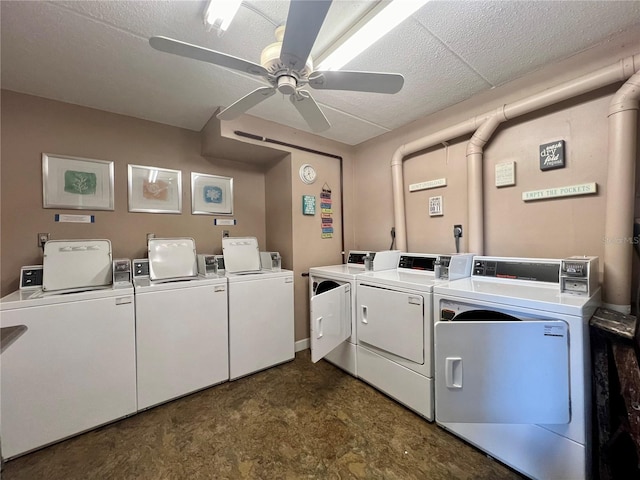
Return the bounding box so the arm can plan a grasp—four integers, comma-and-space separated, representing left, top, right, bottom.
310, 284, 351, 363
229, 276, 294, 380
357, 284, 424, 364
135, 283, 229, 410
439, 421, 587, 480
1, 295, 137, 459
357, 345, 433, 420
324, 340, 357, 377
435, 320, 570, 424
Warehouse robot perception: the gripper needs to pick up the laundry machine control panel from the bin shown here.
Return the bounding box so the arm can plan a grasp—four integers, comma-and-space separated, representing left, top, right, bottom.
434, 254, 474, 280
560, 256, 598, 296
133, 259, 150, 277
197, 254, 219, 277
472, 257, 559, 283
20, 265, 43, 289
347, 251, 373, 265
398, 254, 437, 271
112, 259, 132, 287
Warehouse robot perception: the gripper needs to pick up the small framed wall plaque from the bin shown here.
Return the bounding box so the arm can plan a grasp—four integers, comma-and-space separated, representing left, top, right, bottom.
539, 140, 565, 171
302, 195, 316, 215
429, 196, 443, 216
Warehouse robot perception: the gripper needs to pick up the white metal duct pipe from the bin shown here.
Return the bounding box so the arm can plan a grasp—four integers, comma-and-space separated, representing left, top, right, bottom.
603, 67, 640, 313
391, 54, 640, 252
466, 108, 507, 254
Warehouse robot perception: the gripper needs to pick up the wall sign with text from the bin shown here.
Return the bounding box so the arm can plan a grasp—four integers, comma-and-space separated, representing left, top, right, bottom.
302, 195, 316, 215
539, 140, 565, 171
320, 185, 333, 238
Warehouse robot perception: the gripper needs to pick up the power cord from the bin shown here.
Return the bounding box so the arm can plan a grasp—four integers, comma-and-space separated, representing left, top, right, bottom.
453, 225, 463, 254
389, 227, 396, 250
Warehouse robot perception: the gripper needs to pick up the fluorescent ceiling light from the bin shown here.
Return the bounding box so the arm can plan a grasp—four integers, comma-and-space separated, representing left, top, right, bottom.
317, 0, 429, 71
204, 0, 243, 36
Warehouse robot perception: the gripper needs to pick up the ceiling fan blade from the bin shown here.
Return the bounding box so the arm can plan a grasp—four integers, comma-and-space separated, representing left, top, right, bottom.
309, 71, 404, 94
217, 87, 277, 120
149, 36, 268, 77
289, 90, 330, 132
280, 0, 332, 71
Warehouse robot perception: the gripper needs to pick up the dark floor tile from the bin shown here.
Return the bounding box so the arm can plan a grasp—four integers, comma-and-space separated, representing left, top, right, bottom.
2, 351, 524, 480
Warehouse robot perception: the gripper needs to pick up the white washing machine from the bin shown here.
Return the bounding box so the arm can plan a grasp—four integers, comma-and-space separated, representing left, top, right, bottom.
308, 250, 401, 376
354, 253, 474, 420
1, 243, 137, 459
223, 237, 294, 380
433, 256, 601, 480
133, 237, 229, 411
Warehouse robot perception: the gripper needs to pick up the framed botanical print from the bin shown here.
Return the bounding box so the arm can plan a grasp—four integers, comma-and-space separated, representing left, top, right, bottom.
128, 164, 182, 214
191, 172, 233, 215
42, 153, 114, 210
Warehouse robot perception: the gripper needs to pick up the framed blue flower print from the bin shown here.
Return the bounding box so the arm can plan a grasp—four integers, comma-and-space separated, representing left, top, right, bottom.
191, 172, 233, 215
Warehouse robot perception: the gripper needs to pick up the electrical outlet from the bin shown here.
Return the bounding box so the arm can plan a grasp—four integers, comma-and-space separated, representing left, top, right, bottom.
38, 232, 50, 248
222, 230, 230, 238
453, 225, 463, 238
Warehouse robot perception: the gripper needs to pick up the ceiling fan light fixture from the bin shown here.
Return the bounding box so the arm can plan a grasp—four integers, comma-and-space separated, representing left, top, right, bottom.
203, 0, 242, 36
317, 0, 429, 71
277, 76, 297, 95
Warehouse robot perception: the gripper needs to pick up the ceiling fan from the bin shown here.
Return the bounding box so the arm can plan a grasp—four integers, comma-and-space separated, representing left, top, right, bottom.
149, 0, 404, 132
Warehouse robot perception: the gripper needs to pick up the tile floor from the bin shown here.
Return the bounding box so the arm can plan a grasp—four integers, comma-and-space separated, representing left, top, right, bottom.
2, 350, 524, 480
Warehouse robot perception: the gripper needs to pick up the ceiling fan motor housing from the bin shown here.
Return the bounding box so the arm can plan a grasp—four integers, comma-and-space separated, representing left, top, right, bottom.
260, 26, 313, 79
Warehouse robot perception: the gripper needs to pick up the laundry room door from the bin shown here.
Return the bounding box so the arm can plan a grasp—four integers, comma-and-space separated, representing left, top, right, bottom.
310, 283, 351, 363
435, 318, 570, 424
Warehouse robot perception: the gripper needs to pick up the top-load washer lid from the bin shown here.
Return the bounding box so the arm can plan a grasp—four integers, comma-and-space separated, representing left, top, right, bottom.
148, 237, 198, 281
43, 239, 112, 292
222, 237, 261, 273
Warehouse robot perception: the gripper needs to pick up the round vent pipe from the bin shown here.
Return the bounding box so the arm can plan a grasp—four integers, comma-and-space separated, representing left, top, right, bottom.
391, 54, 640, 312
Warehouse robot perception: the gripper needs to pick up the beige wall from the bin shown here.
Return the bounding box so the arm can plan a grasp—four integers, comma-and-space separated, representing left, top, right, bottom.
290, 150, 344, 342
0, 90, 268, 295
352, 42, 640, 290
265, 155, 294, 267
218, 113, 354, 342
0, 90, 355, 344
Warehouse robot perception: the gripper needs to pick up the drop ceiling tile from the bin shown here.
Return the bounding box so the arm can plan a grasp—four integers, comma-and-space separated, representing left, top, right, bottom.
0, 1, 266, 131
53, 0, 282, 66
2, 0, 639, 147
310, 18, 492, 130
414, 0, 640, 86
239, 92, 390, 145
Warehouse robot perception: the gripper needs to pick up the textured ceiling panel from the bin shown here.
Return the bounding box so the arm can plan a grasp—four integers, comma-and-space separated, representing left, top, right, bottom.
311, 18, 491, 129
0, 1, 266, 130
244, 94, 390, 145
414, 0, 640, 86
2, 0, 639, 146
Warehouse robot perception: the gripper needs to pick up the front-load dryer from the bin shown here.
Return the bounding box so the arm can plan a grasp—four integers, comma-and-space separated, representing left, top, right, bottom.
354, 253, 474, 420
433, 256, 601, 480
309, 250, 401, 376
